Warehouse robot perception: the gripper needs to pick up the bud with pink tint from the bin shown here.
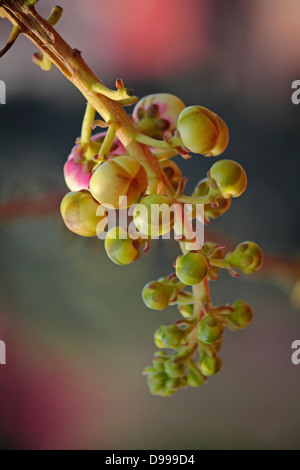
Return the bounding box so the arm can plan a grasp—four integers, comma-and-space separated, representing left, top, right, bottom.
132, 93, 186, 140
63, 132, 126, 192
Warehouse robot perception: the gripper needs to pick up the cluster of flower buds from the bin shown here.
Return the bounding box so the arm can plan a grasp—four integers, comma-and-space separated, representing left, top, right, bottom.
59, 90, 263, 396
142, 239, 261, 396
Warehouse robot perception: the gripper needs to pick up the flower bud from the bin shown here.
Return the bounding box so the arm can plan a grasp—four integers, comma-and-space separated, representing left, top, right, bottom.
60, 190, 107, 237
204, 114, 229, 157
187, 361, 206, 387
133, 93, 186, 139
178, 304, 194, 319
193, 177, 231, 221
227, 300, 254, 329
133, 194, 174, 237
154, 325, 185, 349
143, 281, 176, 310
160, 160, 182, 190
104, 227, 141, 265
176, 106, 220, 154
209, 159, 247, 199
197, 315, 224, 344
64, 150, 95, 192
199, 354, 222, 376
90, 155, 148, 209
64, 132, 126, 192
152, 351, 168, 371
164, 359, 185, 378
176, 252, 208, 286
226, 241, 263, 274
145, 370, 172, 397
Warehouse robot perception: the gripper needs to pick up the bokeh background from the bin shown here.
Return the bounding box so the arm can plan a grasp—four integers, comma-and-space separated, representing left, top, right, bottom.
0, 0, 300, 450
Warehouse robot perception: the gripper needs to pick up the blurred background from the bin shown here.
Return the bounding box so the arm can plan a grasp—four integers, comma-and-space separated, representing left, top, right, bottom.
0, 0, 300, 450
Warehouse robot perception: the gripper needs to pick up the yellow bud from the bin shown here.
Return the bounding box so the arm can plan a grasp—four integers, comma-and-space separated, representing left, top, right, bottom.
209, 159, 247, 199
177, 106, 220, 154
199, 354, 222, 377
60, 190, 106, 237
104, 227, 141, 265
90, 155, 148, 209
143, 281, 176, 310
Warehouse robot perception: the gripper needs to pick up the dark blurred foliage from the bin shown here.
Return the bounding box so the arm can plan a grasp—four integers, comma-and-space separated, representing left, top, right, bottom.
0, 0, 299, 450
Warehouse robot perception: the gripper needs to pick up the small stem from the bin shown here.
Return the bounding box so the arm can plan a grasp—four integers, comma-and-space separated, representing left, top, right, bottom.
98, 121, 117, 159
0, 23, 19, 57
209, 259, 227, 269
177, 194, 211, 205
192, 278, 211, 318
81, 102, 96, 145
134, 133, 172, 149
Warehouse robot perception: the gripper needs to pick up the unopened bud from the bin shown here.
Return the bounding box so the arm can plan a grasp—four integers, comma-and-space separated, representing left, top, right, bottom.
209, 159, 247, 199
226, 241, 263, 274
105, 227, 141, 265
143, 281, 176, 310
199, 354, 222, 376
154, 325, 185, 349
227, 300, 254, 329
197, 315, 224, 344
60, 190, 106, 237
176, 106, 220, 154
176, 252, 209, 286
90, 155, 148, 209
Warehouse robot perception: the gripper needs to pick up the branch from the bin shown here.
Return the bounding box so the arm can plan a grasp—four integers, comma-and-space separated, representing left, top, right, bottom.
0, 0, 174, 195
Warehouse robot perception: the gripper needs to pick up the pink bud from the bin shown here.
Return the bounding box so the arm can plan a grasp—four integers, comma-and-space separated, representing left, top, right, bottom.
63, 132, 126, 191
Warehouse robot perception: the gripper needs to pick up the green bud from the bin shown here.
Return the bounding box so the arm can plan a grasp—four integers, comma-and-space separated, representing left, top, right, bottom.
60, 190, 107, 237
142, 281, 176, 310
152, 352, 169, 371
90, 155, 148, 209
104, 227, 141, 265
178, 304, 194, 319
165, 377, 183, 392
176, 252, 208, 286
146, 371, 171, 397
176, 106, 220, 154
133, 194, 174, 237
199, 354, 222, 376
226, 241, 263, 274
187, 361, 206, 387
227, 300, 254, 329
203, 114, 229, 157
154, 325, 185, 349
209, 159, 247, 199
197, 315, 224, 344
164, 359, 185, 378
